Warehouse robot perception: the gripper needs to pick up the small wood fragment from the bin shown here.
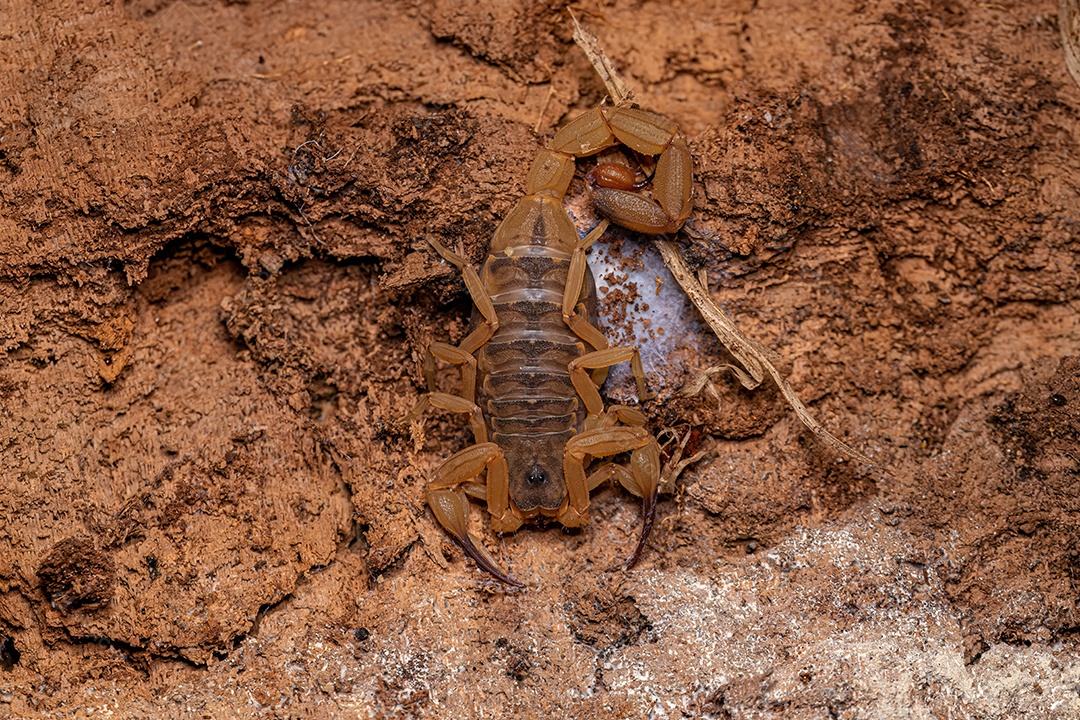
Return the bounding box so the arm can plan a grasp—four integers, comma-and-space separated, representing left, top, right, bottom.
1060, 0, 1080, 89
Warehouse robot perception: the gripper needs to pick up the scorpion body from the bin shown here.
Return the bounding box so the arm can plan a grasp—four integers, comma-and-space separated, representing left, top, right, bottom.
408, 103, 693, 585
476, 242, 595, 517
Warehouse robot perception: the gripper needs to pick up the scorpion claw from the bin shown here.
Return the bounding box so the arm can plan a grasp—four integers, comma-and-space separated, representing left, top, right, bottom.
625, 486, 658, 570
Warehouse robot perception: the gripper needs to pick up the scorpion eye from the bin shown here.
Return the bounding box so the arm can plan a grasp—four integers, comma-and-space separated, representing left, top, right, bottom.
526, 467, 547, 486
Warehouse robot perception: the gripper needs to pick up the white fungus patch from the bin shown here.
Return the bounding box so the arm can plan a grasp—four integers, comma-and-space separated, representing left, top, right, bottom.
564, 194, 703, 397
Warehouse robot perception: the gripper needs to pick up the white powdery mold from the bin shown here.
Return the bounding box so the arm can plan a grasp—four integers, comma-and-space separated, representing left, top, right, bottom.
565, 196, 703, 397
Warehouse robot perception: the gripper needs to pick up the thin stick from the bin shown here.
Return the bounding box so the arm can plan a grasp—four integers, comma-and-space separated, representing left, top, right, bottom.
568, 9, 633, 107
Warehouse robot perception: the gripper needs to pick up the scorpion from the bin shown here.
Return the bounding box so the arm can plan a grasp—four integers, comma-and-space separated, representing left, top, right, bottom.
406, 97, 695, 587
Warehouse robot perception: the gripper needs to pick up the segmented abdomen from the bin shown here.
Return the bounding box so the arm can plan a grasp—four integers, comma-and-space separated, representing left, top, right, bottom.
475, 247, 593, 444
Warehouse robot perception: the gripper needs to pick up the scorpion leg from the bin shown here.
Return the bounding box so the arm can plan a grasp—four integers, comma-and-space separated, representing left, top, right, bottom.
561, 220, 613, 386
595, 404, 648, 428
579, 404, 650, 489
426, 442, 523, 586
402, 391, 488, 445
561, 220, 608, 349
568, 346, 651, 425
425, 235, 499, 356
562, 426, 661, 567
563, 222, 652, 424
423, 341, 479, 403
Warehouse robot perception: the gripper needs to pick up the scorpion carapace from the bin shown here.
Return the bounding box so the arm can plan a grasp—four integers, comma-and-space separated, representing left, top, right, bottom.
406, 102, 693, 586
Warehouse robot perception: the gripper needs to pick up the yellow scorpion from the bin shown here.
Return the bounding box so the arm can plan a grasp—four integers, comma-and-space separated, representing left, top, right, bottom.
407, 99, 693, 586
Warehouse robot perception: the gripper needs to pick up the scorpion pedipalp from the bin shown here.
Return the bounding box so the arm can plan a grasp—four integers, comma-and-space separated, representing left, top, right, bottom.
551, 104, 694, 235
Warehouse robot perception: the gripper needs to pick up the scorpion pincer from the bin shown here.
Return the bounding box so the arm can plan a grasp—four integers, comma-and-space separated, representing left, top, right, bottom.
406, 102, 693, 586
